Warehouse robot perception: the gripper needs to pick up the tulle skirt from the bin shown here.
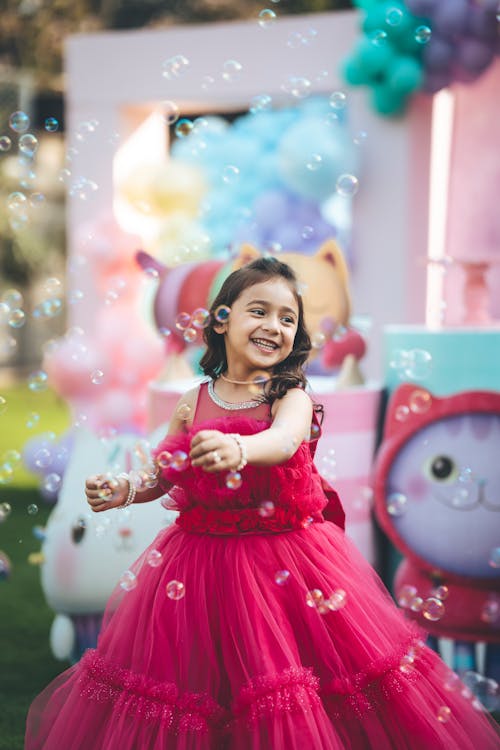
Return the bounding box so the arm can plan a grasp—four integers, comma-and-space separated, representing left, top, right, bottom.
26, 520, 500, 749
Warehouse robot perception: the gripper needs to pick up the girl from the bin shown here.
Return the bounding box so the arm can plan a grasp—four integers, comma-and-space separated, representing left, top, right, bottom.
26, 258, 499, 749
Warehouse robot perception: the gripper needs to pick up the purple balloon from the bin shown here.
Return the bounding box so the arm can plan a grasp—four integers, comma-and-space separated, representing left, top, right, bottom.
422, 69, 453, 94
253, 190, 290, 230
456, 38, 496, 77
422, 35, 455, 73
432, 0, 469, 37
467, 3, 499, 42
404, 0, 437, 16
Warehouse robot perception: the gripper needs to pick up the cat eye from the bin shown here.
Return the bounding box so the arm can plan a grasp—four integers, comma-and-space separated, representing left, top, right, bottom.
425, 455, 457, 482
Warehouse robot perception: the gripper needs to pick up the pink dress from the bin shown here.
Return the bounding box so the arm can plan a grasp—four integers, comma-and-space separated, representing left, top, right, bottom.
26, 383, 500, 749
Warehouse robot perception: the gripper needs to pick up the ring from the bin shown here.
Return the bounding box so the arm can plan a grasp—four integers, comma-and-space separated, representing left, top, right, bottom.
211, 451, 221, 464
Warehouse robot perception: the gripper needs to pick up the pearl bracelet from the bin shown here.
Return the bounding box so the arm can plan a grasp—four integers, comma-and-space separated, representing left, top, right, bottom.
228, 433, 248, 471
117, 472, 136, 508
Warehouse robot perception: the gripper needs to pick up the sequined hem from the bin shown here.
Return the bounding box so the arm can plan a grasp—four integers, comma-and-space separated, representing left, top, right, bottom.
78, 650, 228, 734
323, 636, 427, 719
207, 379, 262, 410
232, 666, 321, 724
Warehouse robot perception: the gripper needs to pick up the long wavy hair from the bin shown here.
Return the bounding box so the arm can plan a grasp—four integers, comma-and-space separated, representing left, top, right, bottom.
199, 257, 312, 403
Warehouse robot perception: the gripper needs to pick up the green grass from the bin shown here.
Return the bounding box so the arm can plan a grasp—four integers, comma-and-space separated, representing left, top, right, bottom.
0, 385, 70, 749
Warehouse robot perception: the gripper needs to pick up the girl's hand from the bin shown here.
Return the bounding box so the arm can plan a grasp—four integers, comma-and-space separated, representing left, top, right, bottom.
189, 430, 241, 473
85, 474, 129, 512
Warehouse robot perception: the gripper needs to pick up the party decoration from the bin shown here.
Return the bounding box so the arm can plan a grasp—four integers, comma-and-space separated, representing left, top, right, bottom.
374, 385, 500, 679
343, 0, 499, 116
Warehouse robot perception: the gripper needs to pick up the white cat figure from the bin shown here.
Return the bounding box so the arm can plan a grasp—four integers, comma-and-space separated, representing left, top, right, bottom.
39, 427, 177, 663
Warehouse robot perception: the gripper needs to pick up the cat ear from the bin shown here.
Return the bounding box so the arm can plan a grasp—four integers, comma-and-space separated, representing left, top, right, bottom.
315, 239, 350, 287
233, 244, 261, 270
384, 384, 435, 439
136, 250, 167, 277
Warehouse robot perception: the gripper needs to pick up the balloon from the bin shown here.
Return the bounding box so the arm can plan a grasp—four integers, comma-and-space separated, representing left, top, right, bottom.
456, 38, 496, 77
432, 0, 468, 37
387, 57, 424, 95
422, 35, 455, 72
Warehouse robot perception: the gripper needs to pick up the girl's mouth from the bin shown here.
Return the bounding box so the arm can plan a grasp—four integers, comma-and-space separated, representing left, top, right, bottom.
251, 338, 279, 353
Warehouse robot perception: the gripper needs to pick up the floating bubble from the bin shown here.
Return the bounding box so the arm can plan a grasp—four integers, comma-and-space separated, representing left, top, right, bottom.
336, 174, 359, 197
404, 349, 432, 380
166, 579, 185, 600
311, 332, 326, 350
29, 192, 45, 207
0, 502, 12, 521
444, 672, 462, 692
90, 369, 105, 385
436, 705, 451, 723
119, 570, 137, 591
147, 549, 163, 567
248, 372, 270, 395
44, 117, 59, 132
214, 305, 230, 323
410, 596, 424, 612
275, 570, 290, 585
177, 403, 191, 421
0, 464, 14, 484
422, 597, 445, 622
0, 551, 12, 580
7, 192, 27, 212
162, 100, 180, 125
451, 487, 473, 509
171, 450, 189, 472
222, 60, 243, 83
430, 585, 449, 601
397, 585, 418, 608
175, 312, 191, 331
326, 588, 347, 611
162, 54, 189, 80
306, 589, 325, 609
287, 31, 307, 48
159, 327, 172, 339
0, 136, 12, 151
226, 471, 242, 490
369, 29, 388, 46
174, 118, 193, 138
282, 76, 311, 99
306, 153, 322, 172
258, 500, 275, 518
415, 25, 431, 44
33, 298, 63, 319
395, 405, 410, 422
489, 547, 500, 569
409, 388, 432, 414
181, 326, 196, 344
43, 473, 62, 494
19, 134, 38, 157
28, 370, 48, 392
386, 6, 403, 25
249, 94, 272, 113
387, 492, 408, 517
309, 423, 321, 441
200, 75, 215, 91
301, 225, 314, 240
353, 130, 368, 146
157, 451, 173, 469
191, 308, 210, 329
32, 525, 46, 541
27, 504, 38, 516
258, 9, 277, 28
329, 91, 347, 110
34, 449, 51, 470
222, 165, 240, 184
8, 309, 25, 328
9, 111, 30, 133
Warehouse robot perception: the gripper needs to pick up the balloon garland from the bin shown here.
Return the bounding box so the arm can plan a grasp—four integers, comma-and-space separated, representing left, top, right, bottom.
342, 0, 499, 116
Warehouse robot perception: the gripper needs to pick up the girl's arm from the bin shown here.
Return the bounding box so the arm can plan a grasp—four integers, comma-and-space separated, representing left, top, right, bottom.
86, 386, 199, 512
190, 388, 313, 471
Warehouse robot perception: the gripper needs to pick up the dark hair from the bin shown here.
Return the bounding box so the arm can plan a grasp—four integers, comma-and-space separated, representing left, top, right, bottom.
199, 257, 312, 403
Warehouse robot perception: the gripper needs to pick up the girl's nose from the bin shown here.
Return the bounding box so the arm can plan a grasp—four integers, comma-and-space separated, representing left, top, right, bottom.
262, 316, 279, 333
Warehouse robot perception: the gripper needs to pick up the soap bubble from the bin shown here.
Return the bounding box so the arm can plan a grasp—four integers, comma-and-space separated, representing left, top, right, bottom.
7, 192, 27, 212
282, 76, 311, 99
191, 308, 210, 329
27, 504, 38, 516
45, 117, 59, 132
408, 388, 432, 414
430, 585, 449, 601
275, 570, 290, 585
28, 370, 48, 392
387, 492, 408, 517
258, 9, 277, 28
404, 349, 432, 380
183, 327, 197, 344
422, 597, 445, 622
249, 94, 272, 114
43, 473, 62, 494
311, 332, 326, 350
174, 119, 193, 138
175, 312, 191, 331
166, 579, 185, 600
0, 502, 12, 521
9, 111, 30, 133
146, 549, 162, 567
489, 547, 500, 569
436, 706, 451, 723
19, 134, 38, 157
90, 369, 105, 385
162, 55, 189, 80
336, 174, 359, 197
397, 585, 417, 608
222, 165, 240, 184
395, 405, 410, 422
0, 136, 12, 151
329, 91, 347, 111
156, 451, 173, 469
258, 500, 275, 518
0, 397, 7, 416
214, 305, 230, 323
171, 451, 189, 471
481, 597, 500, 624
226, 471, 242, 490
162, 101, 180, 125
415, 25, 431, 44
176, 403, 191, 421
222, 60, 243, 83
119, 570, 138, 591
306, 589, 325, 609
8, 309, 26, 328
386, 7, 403, 25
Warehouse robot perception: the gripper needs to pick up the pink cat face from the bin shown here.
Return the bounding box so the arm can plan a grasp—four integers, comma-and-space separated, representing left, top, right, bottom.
375, 386, 500, 581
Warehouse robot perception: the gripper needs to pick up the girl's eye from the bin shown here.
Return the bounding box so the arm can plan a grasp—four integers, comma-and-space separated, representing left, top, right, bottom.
282, 316, 295, 325
250, 309, 265, 316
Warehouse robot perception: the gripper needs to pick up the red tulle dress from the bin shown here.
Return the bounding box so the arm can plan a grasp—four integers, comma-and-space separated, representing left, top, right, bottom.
26, 382, 500, 749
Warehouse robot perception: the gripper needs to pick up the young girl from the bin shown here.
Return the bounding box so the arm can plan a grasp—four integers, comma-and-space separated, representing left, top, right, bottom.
26, 258, 499, 749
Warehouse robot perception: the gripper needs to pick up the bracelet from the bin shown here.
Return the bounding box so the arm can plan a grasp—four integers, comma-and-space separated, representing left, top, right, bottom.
116, 472, 136, 508
228, 433, 247, 471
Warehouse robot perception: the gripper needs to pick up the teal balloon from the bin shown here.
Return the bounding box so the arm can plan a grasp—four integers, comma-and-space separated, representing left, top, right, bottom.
343, 55, 372, 86
356, 37, 396, 76
388, 57, 424, 95
372, 83, 405, 116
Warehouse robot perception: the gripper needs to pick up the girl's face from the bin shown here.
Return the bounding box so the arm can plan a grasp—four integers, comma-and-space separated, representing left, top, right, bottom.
215, 278, 299, 374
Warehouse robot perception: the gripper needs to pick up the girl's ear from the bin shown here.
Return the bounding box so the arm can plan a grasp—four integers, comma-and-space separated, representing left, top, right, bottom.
213, 322, 227, 334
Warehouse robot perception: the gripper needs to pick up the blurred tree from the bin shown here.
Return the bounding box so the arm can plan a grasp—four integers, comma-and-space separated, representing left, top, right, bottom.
0, 0, 353, 85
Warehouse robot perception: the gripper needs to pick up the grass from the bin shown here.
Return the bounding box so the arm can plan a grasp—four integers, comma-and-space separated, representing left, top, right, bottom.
0, 383, 70, 749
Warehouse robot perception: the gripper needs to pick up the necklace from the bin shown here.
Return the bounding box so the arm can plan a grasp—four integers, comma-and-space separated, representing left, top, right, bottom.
220, 372, 270, 386
207, 380, 261, 410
